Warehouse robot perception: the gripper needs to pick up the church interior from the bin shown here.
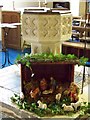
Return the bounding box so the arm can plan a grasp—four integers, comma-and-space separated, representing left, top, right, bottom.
0, 0, 90, 119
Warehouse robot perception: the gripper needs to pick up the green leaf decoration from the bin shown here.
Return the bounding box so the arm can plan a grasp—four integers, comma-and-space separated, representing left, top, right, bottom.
10, 94, 90, 117
15, 53, 89, 68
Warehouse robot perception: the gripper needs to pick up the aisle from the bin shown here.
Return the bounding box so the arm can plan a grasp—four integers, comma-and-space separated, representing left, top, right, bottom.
0, 64, 21, 93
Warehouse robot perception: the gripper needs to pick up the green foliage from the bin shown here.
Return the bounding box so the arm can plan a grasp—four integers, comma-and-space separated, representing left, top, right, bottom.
79, 102, 90, 116
15, 53, 31, 67
15, 53, 88, 68
10, 94, 90, 117
79, 56, 89, 66
66, 54, 77, 60
61, 96, 71, 105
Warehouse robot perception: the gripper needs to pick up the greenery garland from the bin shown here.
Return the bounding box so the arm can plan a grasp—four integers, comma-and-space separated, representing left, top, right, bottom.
15, 53, 89, 68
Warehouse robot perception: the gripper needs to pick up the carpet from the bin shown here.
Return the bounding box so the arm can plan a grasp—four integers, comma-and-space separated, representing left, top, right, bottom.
0, 41, 31, 68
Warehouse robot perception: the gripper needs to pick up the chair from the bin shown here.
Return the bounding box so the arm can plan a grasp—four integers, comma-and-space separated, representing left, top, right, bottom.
22, 40, 31, 53
72, 16, 84, 40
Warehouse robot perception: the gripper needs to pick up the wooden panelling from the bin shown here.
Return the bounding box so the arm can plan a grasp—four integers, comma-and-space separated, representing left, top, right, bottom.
2, 11, 21, 49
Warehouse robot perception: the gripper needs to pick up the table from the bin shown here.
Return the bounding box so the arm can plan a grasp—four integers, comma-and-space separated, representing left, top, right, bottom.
0, 23, 21, 67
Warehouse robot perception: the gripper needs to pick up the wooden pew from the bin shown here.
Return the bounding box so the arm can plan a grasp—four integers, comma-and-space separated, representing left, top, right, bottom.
72, 25, 90, 38
72, 26, 90, 32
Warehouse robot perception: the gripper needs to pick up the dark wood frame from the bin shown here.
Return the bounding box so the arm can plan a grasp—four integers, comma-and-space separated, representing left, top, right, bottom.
21, 62, 75, 102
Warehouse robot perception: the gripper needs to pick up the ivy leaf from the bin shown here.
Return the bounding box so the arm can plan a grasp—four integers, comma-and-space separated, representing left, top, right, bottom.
79, 56, 89, 66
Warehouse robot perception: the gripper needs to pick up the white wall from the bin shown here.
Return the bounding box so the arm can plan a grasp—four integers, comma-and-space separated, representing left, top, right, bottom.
0, 0, 80, 16
0, 0, 14, 10
0, 0, 52, 10
70, 0, 80, 16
